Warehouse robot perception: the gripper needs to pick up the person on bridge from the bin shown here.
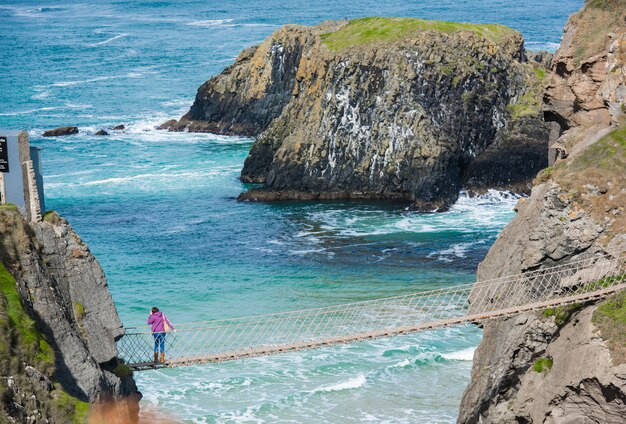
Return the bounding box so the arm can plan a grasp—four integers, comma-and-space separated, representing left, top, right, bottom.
148, 307, 175, 364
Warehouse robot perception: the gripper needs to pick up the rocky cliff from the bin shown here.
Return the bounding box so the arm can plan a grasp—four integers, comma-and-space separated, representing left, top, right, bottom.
458, 1, 626, 422
168, 18, 550, 210
0, 206, 140, 423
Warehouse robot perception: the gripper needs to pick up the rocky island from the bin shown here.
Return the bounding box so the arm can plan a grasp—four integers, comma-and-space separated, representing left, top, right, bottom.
0, 207, 140, 423
167, 17, 551, 210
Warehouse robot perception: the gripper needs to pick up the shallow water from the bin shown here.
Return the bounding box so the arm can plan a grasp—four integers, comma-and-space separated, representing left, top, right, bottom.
0, 0, 582, 422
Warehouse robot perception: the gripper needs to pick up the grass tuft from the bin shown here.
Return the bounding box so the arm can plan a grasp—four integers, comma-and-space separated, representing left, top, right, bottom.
533, 356, 553, 373
533, 67, 547, 81
507, 91, 541, 119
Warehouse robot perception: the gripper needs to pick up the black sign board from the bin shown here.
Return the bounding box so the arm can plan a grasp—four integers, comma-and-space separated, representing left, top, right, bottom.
0, 137, 8, 173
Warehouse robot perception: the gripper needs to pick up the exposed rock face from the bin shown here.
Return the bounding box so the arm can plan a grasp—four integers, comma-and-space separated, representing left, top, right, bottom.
460, 302, 626, 424
174, 18, 549, 210
42, 126, 78, 137
94, 129, 109, 136
169, 24, 323, 136
544, 0, 626, 132
459, 1, 626, 422
462, 115, 550, 195
0, 208, 140, 423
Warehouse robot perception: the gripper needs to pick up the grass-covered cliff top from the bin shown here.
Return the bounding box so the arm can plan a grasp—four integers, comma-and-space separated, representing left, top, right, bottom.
320, 17, 519, 51
569, 0, 626, 65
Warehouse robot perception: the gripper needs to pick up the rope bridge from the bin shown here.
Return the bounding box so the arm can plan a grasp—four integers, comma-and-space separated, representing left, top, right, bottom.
118, 251, 626, 370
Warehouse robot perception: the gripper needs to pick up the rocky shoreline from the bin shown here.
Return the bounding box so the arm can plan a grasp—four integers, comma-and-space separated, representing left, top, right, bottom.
458, 0, 626, 422
169, 17, 551, 210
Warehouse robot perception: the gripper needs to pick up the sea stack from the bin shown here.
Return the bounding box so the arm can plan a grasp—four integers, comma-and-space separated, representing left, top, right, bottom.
171, 18, 550, 210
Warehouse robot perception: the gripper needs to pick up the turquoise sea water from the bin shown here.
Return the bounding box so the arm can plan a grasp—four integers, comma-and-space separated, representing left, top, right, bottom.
1, 1, 582, 422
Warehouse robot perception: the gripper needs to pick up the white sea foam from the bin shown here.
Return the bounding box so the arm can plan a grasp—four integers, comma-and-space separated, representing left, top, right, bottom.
187, 19, 234, 27
0, 5, 61, 18
315, 374, 366, 393
79, 169, 234, 186
239, 23, 280, 28
526, 41, 561, 52
388, 359, 412, 369
0, 102, 90, 117
160, 98, 193, 108
46, 168, 237, 191
31, 90, 50, 100
441, 346, 476, 361
297, 189, 519, 240
51, 72, 142, 87
0, 106, 63, 117
289, 248, 327, 256
428, 241, 476, 261
114, 114, 252, 145
89, 33, 128, 47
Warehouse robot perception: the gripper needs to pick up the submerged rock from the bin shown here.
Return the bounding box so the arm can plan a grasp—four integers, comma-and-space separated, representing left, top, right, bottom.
157, 119, 178, 130
42, 126, 78, 137
177, 18, 549, 209
112, 124, 125, 130
95, 129, 109, 136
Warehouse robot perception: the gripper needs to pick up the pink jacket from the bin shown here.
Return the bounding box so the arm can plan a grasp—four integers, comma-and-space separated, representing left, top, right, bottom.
148, 311, 174, 333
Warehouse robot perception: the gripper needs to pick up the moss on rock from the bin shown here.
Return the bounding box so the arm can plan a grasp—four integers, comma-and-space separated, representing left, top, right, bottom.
570, 123, 626, 173
543, 303, 583, 327
0, 263, 54, 372
42, 210, 62, 225
73, 302, 85, 321
52, 390, 90, 424
113, 363, 133, 380
0, 262, 92, 423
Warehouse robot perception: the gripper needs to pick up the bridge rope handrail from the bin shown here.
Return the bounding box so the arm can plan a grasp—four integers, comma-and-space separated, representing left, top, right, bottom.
118, 250, 626, 368
124, 252, 624, 333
